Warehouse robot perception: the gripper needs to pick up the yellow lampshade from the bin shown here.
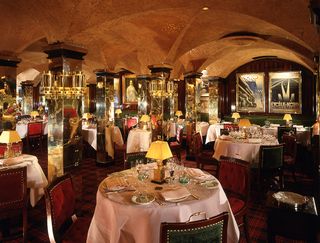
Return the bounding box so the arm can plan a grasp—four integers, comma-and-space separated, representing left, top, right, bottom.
232, 112, 240, 119
140, 114, 150, 122
115, 109, 122, 115
175, 110, 183, 117
30, 111, 39, 118
283, 114, 292, 121
0, 131, 22, 144
82, 113, 93, 119
146, 141, 173, 161
238, 118, 251, 128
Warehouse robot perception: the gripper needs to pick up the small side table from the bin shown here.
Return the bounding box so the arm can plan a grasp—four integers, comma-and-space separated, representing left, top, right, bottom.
266, 191, 319, 243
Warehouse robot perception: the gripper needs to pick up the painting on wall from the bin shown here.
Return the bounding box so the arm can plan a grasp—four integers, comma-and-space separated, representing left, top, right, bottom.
236, 72, 265, 112
122, 74, 138, 105
269, 71, 302, 114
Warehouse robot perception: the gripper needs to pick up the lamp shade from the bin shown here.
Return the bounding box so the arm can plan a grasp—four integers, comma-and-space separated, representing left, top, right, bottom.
175, 110, 183, 117
140, 114, 150, 122
82, 113, 93, 119
115, 109, 122, 115
232, 112, 240, 119
283, 114, 292, 121
0, 131, 22, 144
146, 141, 172, 161
238, 118, 251, 128
30, 111, 39, 117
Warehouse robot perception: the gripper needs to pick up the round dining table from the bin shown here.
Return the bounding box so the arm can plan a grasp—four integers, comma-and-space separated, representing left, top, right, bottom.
86, 168, 239, 243
126, 128, 152, 153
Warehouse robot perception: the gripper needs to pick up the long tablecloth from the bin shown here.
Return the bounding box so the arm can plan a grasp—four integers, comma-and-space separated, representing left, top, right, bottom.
126, 128, 152, 153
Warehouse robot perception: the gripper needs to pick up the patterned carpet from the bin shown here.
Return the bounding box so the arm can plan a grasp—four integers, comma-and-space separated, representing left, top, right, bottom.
3, 145, 318, 243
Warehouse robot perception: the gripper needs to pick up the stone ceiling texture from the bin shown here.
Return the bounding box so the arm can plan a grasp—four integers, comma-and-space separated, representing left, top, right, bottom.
0, 0, 319, 82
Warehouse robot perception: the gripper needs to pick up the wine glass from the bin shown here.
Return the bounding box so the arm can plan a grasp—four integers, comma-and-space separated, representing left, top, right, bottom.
166, 158, 176, 184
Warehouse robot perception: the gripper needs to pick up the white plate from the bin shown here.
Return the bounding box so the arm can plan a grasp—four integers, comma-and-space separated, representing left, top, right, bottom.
165, 196, 189, 203
201, 180, 219, 189
131, 194, 155, 205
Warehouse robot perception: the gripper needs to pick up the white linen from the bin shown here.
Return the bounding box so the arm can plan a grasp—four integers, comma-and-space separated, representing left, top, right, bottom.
196, 121, 209, 137
86, 171, 239, 243
185, 168, 214, 181
205, 124, 224, 144
0, 154, 48, 207
126, 128, 152, 153
161, 187, 191, 201
213, 138, 278, 164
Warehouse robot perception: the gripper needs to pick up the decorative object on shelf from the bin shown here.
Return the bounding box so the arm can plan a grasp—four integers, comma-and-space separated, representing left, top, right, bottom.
0, 131, 22, 158
238, 118, 251, 128
283, 114, 292, 126
232, 112, 240, 123
146, 140, 172, 183
30, 110, 39, 119
115, 109, 122, 118
175, 110, 183, 118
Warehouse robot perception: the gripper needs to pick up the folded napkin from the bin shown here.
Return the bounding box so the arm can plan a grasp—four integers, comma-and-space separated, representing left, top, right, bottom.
185, 168, 214, 181
161, 187, 191, 201
104, 177, 129, 191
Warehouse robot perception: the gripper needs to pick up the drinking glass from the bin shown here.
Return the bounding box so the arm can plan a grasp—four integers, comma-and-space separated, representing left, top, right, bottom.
166, 158, 177, 184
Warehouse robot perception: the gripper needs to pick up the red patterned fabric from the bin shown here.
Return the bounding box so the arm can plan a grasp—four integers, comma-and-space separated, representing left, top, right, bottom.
127, 118, 138, 129
50, 179, 76, 231
28, 122, 42, 136
12, 142, 22, 155
62, 217, 91, 243
0, 144, 7, 158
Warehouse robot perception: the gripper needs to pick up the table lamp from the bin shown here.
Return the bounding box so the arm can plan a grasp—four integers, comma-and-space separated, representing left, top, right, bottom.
146, 140, 173, 183
283, 114, 292, 126
232, 112, 240, 123
30, 111, 39, 119
175, 110, 183, 118
0, 131, 22, 158
115, 109, 122, 118
82, 113, 93, 120
238, 118, 251, 128
140, 115, 150, 130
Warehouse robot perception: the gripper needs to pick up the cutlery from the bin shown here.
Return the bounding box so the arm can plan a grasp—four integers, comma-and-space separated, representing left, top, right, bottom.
104, 188, 136, 194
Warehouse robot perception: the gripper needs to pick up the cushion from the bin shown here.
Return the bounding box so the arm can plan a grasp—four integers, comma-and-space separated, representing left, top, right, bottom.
62, 217, 91, 243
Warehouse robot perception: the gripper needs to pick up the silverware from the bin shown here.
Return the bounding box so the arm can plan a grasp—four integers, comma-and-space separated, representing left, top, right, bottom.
104, 188, 136, 194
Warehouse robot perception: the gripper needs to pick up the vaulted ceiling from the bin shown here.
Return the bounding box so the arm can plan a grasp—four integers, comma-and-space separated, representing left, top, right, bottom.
0, 0, 319, 82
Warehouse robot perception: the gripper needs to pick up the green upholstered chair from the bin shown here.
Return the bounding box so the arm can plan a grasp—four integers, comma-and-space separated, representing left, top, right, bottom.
259, 144, 284, 192
160, 212, 228, 243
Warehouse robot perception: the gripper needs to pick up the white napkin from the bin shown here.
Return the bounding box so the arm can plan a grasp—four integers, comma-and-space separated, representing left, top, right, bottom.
161, 187, 191, 201
185, 168, 214, 181
104, 177, 129, 191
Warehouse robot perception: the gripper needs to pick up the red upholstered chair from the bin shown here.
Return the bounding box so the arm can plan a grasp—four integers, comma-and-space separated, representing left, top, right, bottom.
282, 134, 297, 182
224, 124, 239, 132
0, 143, 7, 158
26, 122, 43, 152
0, 167, 27, 242
45, 174, 91, 243
217, 156, 251, 243
193, 132, 218, 175
169, 126, 184, 161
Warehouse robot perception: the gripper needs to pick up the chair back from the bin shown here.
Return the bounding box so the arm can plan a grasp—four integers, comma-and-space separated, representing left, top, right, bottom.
217, 156, 250, 201
191, 132, 203, 155
0, 143, 7, 158
224, 124, 239, 131
125, 152, 148, 167
277, 126, 296, 143
45, 174, 76, 242
28, 122, 43, 136
160, 212, 228, 243
282, 134, 297, 157
11, 142, 23, 157
259, 144, 284, 170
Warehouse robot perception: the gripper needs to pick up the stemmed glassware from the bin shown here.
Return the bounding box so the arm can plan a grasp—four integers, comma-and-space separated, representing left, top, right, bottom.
166, 158, 177, 184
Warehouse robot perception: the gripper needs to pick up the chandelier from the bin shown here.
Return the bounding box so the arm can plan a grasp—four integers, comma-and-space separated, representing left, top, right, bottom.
41, 71, 85, 99
149, 77, 174, 97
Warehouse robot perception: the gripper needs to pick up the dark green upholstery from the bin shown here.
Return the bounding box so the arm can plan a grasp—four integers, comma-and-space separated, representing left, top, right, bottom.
165, 222, 223, 243
260, 145, 284, 170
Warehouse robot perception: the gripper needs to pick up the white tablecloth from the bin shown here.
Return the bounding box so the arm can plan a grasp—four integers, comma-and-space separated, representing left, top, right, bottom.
213, 138, 278, 164
16, 121, 48, 139
196, 122, 209, 137
206, 124, 224, 144
126, 128, 152, 153
86, 171, 239, 243
82, 126, 124, 159
0, 154, 48, 207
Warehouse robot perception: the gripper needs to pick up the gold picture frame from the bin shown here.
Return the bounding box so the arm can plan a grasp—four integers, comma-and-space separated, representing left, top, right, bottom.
122, 74, 138, 105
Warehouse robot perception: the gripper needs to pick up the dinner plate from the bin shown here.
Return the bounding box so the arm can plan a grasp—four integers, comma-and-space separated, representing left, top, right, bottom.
131, 194, 155, 205
165, 196, 189, 203
201, 180, 219, 189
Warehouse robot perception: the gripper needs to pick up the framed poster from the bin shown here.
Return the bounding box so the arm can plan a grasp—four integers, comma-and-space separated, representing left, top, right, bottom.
236, 72, 265, 112
122, 74, 138, 105
269, 71, 302, 114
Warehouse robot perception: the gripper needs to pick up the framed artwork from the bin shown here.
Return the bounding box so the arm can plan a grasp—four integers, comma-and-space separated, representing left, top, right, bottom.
269, 71, 302, 114
236, 72, 265, 112
122, 74, 138, 105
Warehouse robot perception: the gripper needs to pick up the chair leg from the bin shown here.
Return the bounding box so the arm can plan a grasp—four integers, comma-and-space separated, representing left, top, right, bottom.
243, 215, 250, 243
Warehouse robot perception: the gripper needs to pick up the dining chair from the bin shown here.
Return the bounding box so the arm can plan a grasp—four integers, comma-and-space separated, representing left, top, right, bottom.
45, 174, 91, 243
0, 167, 27, 243
160, 211, 228, 243
193, 132, 218, 175
0, 143, 7, 158
169, 126, 184, 161
26, 122, 43, 152
259, 144, 284, 192
277, 126, 296, 143
282, 134, 297, 182
224, 124, 239, 132
125, 151, 148, 169
217, 156, 251, 243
